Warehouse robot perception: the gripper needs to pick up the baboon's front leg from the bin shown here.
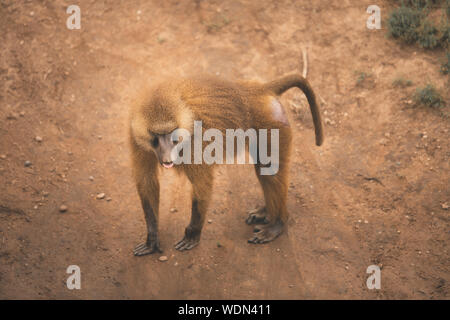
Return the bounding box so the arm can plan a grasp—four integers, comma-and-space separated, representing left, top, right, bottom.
175, 166, 213, 251
132, 149, 162, 256
175, 199, 207, 251
134, 195, 162, 256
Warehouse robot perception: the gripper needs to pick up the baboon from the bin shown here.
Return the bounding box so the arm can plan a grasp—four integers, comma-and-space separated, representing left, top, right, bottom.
129, 74, 323, 255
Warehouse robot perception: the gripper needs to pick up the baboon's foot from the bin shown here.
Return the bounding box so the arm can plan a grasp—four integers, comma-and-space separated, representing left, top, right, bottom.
175, 228, 201, 251
246, 207, 269, 225
134, 240, 162, 256
248, 219, 284, 244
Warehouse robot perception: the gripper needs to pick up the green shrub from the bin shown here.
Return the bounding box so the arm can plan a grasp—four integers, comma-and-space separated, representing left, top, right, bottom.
414, 84, 446, 107
388, 6, 423, 43
388, 4, 449, 48
417, 19, 440, 47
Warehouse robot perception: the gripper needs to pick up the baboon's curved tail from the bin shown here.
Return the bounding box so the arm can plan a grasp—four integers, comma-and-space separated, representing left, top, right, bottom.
264, 74, 324, 146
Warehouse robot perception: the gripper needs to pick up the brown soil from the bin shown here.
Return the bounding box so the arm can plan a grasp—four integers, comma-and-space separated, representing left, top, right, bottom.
0, 0, 449, 299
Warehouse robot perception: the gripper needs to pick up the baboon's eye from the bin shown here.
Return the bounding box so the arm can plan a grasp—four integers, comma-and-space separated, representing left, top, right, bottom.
172, 135, 183, 145
151, 137, 159, 148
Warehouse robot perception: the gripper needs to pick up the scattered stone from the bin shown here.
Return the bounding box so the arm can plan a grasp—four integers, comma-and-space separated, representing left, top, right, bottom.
7, 112, 18, 120
288, 284, 294, 288
217, 242, 222, 248
170, 207, 178, 213
207, 219, 212, 224
24, 161, 32, 167
158, 256, 168, 262
324, 117, 335, 125
59, 205, 68, 213
0, 154, 6, 159
106, 197, 112, 202
34, 205, 38, 210
19, 111, 25, 117
96, 193, 105, 200
35, 136, 43, 142
441, 202, 449, 210
89, 176, 94, 181
42, 191, 49, 197
174, 262, 178, 266
364, 220, 368, 224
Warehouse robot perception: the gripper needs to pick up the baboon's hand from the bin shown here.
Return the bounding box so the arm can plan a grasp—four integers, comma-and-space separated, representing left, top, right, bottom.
134, 240, 162, 256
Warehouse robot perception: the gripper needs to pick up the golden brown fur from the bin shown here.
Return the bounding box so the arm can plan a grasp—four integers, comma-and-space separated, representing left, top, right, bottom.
129, 74, 324, 255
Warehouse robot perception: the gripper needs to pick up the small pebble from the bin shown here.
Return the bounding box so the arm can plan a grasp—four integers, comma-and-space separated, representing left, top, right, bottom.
106, 197, 112, 202
207, 219, 212, 224
42, 191, 49, 197
170, 208, 178, 213
35, 136, 43, 142
0, 154, 6, 159
19, 111, 25, 117
7, 113, 18, 120
24, 161, 32, 167
89, 176, 94, 181
158, 256, 168, 262
59, 205, 68, 213
96, 193, 105, 200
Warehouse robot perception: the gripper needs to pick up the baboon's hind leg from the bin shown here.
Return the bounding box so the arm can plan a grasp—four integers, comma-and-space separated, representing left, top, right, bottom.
248, 126, 291, 244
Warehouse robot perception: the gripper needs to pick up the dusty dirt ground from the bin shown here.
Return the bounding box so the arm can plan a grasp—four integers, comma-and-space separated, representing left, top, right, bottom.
0, 0, 449, 299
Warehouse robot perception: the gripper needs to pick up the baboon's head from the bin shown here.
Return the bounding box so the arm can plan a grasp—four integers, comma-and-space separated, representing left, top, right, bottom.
130, 82, 193, 168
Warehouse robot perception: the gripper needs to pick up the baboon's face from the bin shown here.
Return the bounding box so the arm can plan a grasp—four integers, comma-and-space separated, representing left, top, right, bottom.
130, 81, 194, 167
130, 112, 180, 168
149, 131, 181, 168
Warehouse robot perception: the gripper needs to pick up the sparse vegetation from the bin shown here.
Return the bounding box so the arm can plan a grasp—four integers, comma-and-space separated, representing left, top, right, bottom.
392, 0, 445, 9
393, 76, 414, 87
440, 51, 450, 73
204, 14, 230, 33
355, 71, 372, 86
413, 84, 446, 107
